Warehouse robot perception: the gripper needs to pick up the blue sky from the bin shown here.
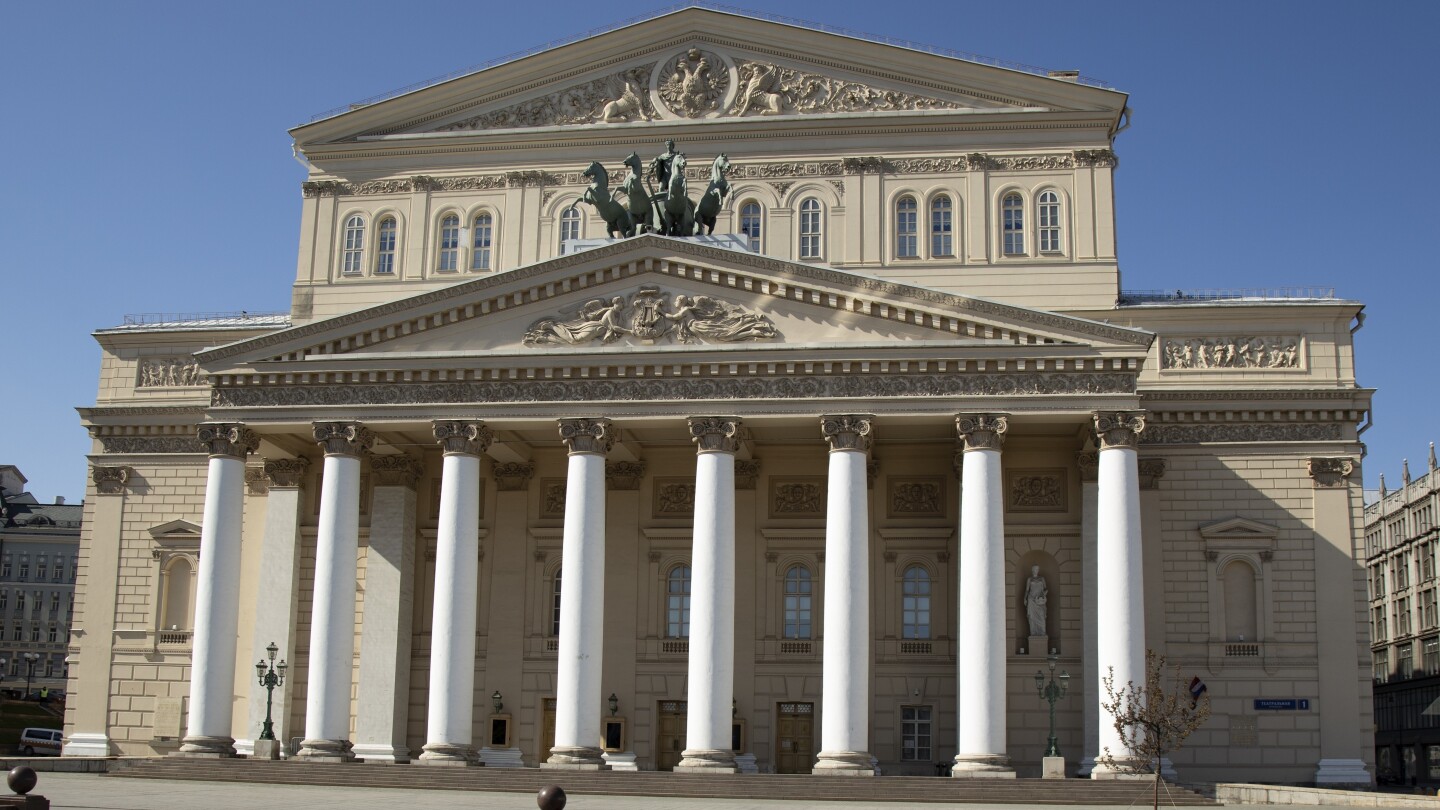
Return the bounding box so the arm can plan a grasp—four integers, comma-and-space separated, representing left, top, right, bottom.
2, 1, 1436, 502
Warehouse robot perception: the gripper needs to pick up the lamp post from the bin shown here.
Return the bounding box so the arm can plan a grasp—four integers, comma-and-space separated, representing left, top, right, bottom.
608, 693, 619, 717
491, 691, 503, 714
21, 653, 38, 700
1034, 652, 1070, 758
254, 641, 287, 741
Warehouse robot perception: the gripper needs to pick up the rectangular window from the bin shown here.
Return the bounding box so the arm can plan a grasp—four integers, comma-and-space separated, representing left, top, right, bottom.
1399, 598, 1413, 637
35, 564, 45, 581
437, 217, 460, 272
1426, 590, 1438, 631
15, 593, 25, 612
1, 561, 9, 579
1375, 648, 1389, 682
896, 199, 918, 258
1038, 194, 1061, 252
1425, 636, 1440, 674
46, 625, 56, 643
341, 217, 365, 275
1425, 541, 1437, 581
1002, 194, 1024, 256
70, 557, 77, 583
48, 593, 59, 619
799, 201, 822, 260
375, 218, 397, 275
29, 625, 40, 643
0, 590, 6, 611
1373, 564, 1387, 599
1374, 605, 1388, 641
17, 564, 27, 581
471, 216, 492, 271
1400, 642, 1415, 678
930, 198, 953, 257
900, 705, 932, 761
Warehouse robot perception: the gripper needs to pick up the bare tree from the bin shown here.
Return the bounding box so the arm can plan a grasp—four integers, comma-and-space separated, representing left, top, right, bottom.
1100, 649, 1212, 810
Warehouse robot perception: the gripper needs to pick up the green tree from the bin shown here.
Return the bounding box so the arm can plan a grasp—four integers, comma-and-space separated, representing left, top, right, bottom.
1100, 650, 1212, 810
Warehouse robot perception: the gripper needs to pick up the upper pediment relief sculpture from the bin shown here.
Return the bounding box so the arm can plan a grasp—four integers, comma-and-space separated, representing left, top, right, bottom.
523, 285, 778, 347
728, 61, 961, 117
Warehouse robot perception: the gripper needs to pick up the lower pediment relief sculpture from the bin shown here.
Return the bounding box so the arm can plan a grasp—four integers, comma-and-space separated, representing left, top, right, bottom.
523, 285, 778, 346
1160, 336, 1301, 370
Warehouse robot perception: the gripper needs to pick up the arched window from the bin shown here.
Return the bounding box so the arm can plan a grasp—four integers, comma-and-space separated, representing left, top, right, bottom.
799, 198, 822, 259
740, 202, 762, 252
666, 564, 692, 638
1222, 560, 1258, 641
1037, 191, 1061, 253
896, 196, 918, 258
1001, 193, 1024, 256
437, 215, 460, 271
374, 216, 397, 275
161, 558, 193, 631
902, 565, 931, 639
931, 195, 954, 257
471, 212, 493, 271
551, 567, 562, 638
783, 565, 813, 639
560, 206, 582, 244
342, 215, 365, 274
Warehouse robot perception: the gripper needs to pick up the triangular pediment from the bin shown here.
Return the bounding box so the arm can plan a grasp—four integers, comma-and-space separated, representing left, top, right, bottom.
198, 236, 1151, 372
1198, 517, 1279, 555
148, 519, 202, 541
294, 8, 1124, 145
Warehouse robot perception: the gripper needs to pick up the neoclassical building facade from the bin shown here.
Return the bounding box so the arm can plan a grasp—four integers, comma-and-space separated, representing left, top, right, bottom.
65, 8, 1374, 784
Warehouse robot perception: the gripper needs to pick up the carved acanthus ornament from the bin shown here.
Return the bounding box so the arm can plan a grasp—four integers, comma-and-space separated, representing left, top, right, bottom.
658, 48, 729, 118
197, 423, 259, 460
1138, 459, 1167, 490
91, 465, 131, 495
956, 413, 1008, 452
1308, 457, 1357, 489
244, 467, 268, 495
1076, 452, 1099, 483
432, 420, 494, 457
371, 455, 424, 489
492, 462, 535, 492
735, 460, 761, 490
689, 417, 741, 454
606, 461, 646, 491
1094, 411, 1146, 450
312, 421, 375, 457
729, 60, 961, 117
558, 418, 613, 455
438, 67, 656, 131
1141, 423, 1344, 445
820, 414, 874, 453
1161, 336, 1301, 370
264, 458, 310, 488
137, 357, 203, 388
523, 287, 778, 347
1073, 149, 1118, 168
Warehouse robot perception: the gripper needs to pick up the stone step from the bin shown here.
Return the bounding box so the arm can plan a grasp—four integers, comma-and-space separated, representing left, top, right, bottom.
105, 759, 1216, 805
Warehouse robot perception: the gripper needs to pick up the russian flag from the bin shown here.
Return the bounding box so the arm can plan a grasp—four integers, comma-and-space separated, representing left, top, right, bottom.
1189, 676, 1208, 707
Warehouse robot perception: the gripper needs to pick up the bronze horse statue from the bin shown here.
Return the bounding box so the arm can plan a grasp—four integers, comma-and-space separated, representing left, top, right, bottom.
660, 153, 696, 237
695, 153, 731, 235
579, 160, 634, 238
617, 152, 657, 234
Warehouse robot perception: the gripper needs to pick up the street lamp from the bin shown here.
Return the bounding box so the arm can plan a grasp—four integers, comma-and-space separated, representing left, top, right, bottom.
254, 642, 287, 741
491, 691, 503, 714
21, 653, 38, 700
608, 693, 619, 717
1034, 652, 1070, 758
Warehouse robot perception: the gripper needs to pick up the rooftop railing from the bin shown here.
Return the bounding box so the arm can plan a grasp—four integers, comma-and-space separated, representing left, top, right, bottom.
1118, 287, 1339, 305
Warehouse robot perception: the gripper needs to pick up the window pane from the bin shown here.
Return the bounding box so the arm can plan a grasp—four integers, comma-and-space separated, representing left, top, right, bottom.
375, 217, 396, 275
896, 197, 917, 258
799, 199, 821, 259
931, 196, 953, 256
472, 213, 493, 270
740, 202, 762, 251
1002, 194, 1024, 255
438, 215, 459, 271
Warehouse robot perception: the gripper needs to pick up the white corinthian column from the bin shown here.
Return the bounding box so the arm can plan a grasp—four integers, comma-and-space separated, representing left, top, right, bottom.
178, 423, 259, 757
421, 420, 494, 766
298, 421, 374, 762
678, 417, 741, 773
953, 413, 1015, 778
1091, 411, 1146, 778
545, 418, 613, 770
814, 414, 875, 776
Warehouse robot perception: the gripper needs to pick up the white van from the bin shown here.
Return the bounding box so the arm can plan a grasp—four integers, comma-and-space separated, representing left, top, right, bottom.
18, 728, 62, 756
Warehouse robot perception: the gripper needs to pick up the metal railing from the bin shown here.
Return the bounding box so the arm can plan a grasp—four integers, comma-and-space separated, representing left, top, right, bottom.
1118, 287, 1338, 305
303, 2, 1111, 125
121, 311, 288, 326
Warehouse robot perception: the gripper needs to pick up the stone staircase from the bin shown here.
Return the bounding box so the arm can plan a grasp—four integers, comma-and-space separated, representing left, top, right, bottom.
106, 758, 1218, 805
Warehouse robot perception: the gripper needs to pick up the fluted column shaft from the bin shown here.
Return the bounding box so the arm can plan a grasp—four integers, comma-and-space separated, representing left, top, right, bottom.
814, 415, 875, 776
422, 422, 494, 765
1092, 412, 1146, 778
300, 422, 374, 762
546, 418, 612, 770
953, 414, 1014, 778
180, 424, 258, 757
679, 418, 741, 773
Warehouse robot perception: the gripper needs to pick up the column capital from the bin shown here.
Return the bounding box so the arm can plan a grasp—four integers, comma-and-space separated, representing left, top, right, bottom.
735, 460, 761, 490
689, 417, 742, 454
820, 414, 874, 453
312, 421, 374, 457
198, 422, 259, 460
492, 461, 535, 491
371, 455, 424, 489
90, 465, 132, 495
956, 413, 1008, 452
1093, 411, 1146, 450
557, 418, 613, 455
432, 420, 494, 457
606, 461, 646, 490
1077, 451, 1099, 483
264, 457, 311, 488
1138, 458, 1167, 490
1308, 457, 1358, 489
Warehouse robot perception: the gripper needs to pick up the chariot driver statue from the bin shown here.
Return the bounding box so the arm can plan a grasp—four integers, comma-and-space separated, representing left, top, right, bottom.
650, 139, 680, 191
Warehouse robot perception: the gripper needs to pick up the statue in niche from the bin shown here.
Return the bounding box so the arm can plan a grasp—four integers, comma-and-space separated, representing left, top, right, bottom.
1024, 565, 1049, 637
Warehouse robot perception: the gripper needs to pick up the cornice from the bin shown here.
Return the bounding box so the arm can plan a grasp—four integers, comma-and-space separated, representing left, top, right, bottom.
1139, 388, 1372, 403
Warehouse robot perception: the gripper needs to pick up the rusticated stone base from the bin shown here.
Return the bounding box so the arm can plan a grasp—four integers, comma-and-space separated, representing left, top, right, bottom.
542, 745, 608, 770
173, 735, 236, 758
813, 750, 876, 776
296, 737, 355, 763
951, 754, 1016, 778
419, 742, 480, 766
676, 747, 737, 772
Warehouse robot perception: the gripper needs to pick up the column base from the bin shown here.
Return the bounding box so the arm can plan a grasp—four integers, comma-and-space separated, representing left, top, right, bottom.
1090, 756, 1153, 780
813, 750, 876, 776
1315, 758, 1371, 786
951, 754, 1015, 778
677, 748, 738, 772
603, 751, 639, 771
419, 742, 479, 766
62, 734, 111, 758
174, 735, 237, 758
479, 747, 525, 768
1077, 755, 1097, 777
296, 738, 355, 762
353, 743, 411, 764
734, 753, 759, 774
543, 746, 608, 770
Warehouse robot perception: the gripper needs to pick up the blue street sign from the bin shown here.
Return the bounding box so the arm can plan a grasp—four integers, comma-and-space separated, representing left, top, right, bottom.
1254, 699, 1310, 711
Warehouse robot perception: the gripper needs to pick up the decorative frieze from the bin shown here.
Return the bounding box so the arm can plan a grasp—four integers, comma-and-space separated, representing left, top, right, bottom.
770, 478, 825, 518
729, 60, 960, 117
689, 417, 742, 454
96, 436, 204, 455
432, 420, 494, 457
91, 465, 131, 495
1308, 457, 1358, 489
438, 66, 657, 131
312, 421, 374, 457
820, 414, 874, 453
956, 413, 1007, 452
1007, 469, 1066, 512
606, 461, 646, 491
523, 287, 779, 346
1073, 149, 1118, 168
197, 423, 259, 460
1140, 423, 1344, 445
1093, 411, 1146, 450
264, 457, 311, 488
540, 479, 567, 518
557, 418, 613, 455
371, 455, 424, 489
137, 356, 203, 388
659, 48, 729, 118
735, 460, 761, 490
492, 462, 535, 492
888, 477, 944, 518
654, 479, 697, 516
1160, 336, 1302, 370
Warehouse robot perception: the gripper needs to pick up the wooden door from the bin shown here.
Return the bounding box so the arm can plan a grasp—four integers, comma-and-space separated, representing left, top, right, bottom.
539, 698, 556, 765
656, 700, 687, 771
775, 702, 815, 774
